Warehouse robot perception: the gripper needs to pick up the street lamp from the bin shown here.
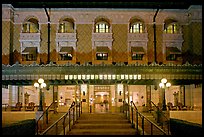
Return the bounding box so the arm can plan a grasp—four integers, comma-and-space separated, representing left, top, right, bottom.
34, 78, 46, 111
159, 78, 171, 111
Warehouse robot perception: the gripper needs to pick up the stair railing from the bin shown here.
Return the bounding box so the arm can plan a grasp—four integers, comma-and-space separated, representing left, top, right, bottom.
36, 101, 57, 135
150, 101, 170, 134
123, 101, 168, 135
40, 101, 82, 135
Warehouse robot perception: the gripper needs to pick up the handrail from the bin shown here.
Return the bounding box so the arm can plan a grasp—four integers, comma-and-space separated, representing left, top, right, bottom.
40, 101, 82, 135
150, 101, 170, 134
36, 101, 56, 135
150, 101, 169, 121
124, 101, 168, 135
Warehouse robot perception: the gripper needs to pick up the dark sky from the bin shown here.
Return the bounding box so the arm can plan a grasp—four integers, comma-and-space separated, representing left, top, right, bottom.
2, 1, 203, 9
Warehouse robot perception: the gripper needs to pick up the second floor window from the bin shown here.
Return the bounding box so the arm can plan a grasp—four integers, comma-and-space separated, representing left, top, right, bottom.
166, 47, 181, 61
59, 53, 73, 60
22, 47, 37, 61
132, 53, 144, 60
96, 53, 108, 60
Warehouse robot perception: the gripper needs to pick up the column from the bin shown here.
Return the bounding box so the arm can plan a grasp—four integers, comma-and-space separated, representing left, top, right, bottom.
80, 84, 88, 113
9, 85, 18, 106
180, 85, 185, 106
146, 85, 151, 109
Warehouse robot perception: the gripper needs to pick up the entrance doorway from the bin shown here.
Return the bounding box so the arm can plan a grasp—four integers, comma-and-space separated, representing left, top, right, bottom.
94, 91, 110, 113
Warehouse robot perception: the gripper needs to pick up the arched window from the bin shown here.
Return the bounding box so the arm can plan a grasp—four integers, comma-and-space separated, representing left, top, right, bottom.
164, 19, 179, 34
95, 21, 110, 33
59, 18, 74, 33
130, 22, 144, 33
22, 18, 39, 33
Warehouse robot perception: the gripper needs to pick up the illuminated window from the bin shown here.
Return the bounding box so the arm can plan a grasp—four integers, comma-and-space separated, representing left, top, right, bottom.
132, 53, 144, 60
95, 22, 109, 33
59, 47, 73, 61
22, 18, 39, 33
22, 47, 37, 61
164, 23, 179, 34
96, 53, 108, 60
60, 53, 72, 61
166, 47, 181, 61
130, 22, 144, 33
59, 18, 74, 33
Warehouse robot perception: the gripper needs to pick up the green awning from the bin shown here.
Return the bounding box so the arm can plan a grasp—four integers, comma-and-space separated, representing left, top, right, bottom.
59, 47, 73, 54
96, 46, 109, 53
131, 47, 145, 54
22, 47, 37, 55
166, 47, 181, 56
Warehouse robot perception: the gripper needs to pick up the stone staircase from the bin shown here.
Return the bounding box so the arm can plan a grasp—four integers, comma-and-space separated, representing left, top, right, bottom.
68, 113, 137, 135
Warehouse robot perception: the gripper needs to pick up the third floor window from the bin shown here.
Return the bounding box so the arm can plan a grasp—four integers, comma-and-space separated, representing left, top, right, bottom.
95, 22, 110, 33
22, 18, 39, 33
130, 23, 144, 33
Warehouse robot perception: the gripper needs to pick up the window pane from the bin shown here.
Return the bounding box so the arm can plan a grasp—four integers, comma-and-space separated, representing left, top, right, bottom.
60, 53, 73, 60
130, 23, 143, 33
96, 53, 108, 60
132, 54, 143, 60
95, 22, 109, 33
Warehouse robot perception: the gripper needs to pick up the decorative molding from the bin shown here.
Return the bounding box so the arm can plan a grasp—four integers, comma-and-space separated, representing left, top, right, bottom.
128, 33, 148, 42
56, 33, 77, 42
19, 33, 41, 42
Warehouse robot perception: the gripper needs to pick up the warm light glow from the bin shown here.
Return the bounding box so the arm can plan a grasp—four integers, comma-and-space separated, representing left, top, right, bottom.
34, 82, 39, 87
161, 78, 167, 83
38, 78, 44, 84
166, 82, 171, 87
41, 83, 46, 88
159, 83, 164, 88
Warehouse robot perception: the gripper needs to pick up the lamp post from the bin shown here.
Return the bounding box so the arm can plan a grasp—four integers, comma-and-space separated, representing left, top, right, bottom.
159, 78, 171, 111
34, 78, 46, 111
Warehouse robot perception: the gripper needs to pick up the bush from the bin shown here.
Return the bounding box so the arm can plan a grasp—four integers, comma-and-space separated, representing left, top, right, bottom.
170, 118, 203, 136
2, 119, 36, 135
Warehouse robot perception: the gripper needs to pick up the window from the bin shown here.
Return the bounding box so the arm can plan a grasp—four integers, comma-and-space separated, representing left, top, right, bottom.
166, 54, 177, 61
166, 47, 181, 61
164, 23, 179, 34
58, 47, 73, 61
131, 47, 145, 60
60, 53, 72, 60
59, 21, 74, 33
130, 22, 144, 33
95, 22, 109, 33
96, 53, 108, 60
22, 47, 37, 61
132, 53, 144, 60
22, 18, 39, 33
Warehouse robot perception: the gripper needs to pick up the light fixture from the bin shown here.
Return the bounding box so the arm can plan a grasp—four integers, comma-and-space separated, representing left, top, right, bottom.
159, 78, 171, 111
34, 78, 46, 111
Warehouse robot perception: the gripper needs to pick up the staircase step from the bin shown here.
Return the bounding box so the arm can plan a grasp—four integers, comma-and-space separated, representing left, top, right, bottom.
72, 123, 133, 129
68, 128, 136, 135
